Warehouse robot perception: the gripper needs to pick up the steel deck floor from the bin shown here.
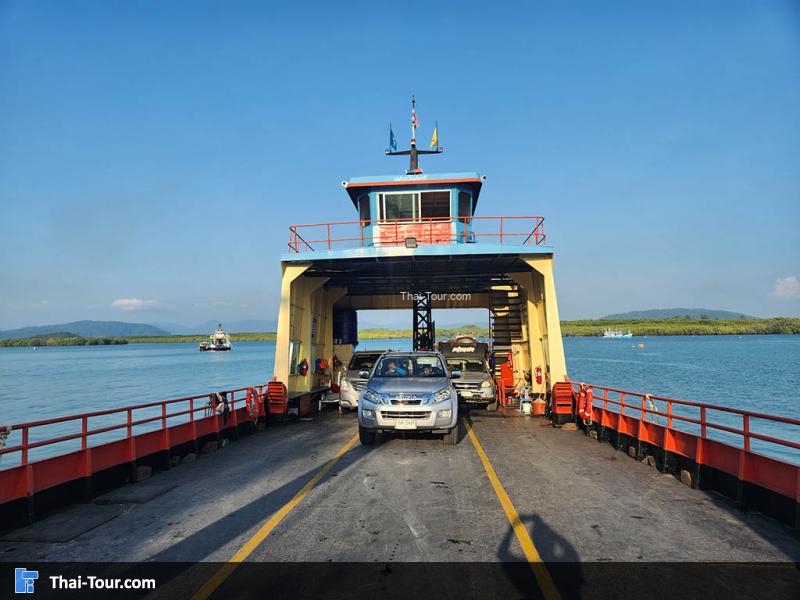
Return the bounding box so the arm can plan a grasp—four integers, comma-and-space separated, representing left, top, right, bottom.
1, 409, 797, 565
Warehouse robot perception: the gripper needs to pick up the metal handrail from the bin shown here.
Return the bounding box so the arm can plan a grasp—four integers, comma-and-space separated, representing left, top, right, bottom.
286, 215, 546, 253
0, 385, 264, 466
288, 227, 315, 253
570, 382, 800, 455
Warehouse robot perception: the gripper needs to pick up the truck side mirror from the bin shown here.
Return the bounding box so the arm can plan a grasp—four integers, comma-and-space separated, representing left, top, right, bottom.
359, 370, 370, 379
450, 370, 462, 379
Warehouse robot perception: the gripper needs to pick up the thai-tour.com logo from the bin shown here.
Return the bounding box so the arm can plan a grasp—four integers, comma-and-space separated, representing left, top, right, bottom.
14, 567, 156, 593
14, 568, 38, 594
400, 291, 472, 302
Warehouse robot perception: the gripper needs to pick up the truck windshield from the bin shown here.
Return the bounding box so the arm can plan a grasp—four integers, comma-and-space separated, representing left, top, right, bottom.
348, 354, 382, 371
446, 359, 487, 373
374, 355, 445, 377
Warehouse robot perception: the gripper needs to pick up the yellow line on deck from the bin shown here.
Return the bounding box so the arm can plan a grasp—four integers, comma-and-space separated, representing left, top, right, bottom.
465, 420, 560, 600
191, 431, 360, 600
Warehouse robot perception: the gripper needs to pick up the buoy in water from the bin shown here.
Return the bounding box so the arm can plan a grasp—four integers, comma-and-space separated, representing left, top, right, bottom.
638, 343, 645, 349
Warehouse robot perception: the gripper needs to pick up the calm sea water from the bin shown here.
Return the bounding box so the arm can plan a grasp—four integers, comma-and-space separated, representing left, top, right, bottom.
0, 336, 797, 465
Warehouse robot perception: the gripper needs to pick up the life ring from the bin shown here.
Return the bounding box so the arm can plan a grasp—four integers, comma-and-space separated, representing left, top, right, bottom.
577, 384, 593, 422
246, 387, 260, 419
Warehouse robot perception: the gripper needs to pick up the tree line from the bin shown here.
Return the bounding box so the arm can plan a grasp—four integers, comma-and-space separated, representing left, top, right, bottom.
2, 319, 798, 348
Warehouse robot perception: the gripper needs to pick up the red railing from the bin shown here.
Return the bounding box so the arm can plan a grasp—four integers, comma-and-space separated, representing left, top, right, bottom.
287, 216, 546, 253
569, 383, 800, 460
0, 385, 267, 507
0, 386, 264, 469
568, 382, 800, 507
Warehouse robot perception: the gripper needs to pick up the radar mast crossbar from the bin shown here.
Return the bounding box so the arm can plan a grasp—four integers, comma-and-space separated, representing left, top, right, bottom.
385, 94, 443, 175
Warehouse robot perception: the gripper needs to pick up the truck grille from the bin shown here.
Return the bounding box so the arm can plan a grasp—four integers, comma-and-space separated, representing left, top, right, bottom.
389, 394, 425, 405
381, 411, 430, 419
351, 381, 366, 391
453, 381, 482, 392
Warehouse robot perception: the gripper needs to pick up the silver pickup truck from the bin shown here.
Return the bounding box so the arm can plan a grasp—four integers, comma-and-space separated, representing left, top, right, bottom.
357, 351, 460, 445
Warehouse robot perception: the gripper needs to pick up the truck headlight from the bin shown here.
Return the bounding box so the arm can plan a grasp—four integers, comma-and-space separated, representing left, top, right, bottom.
363, 389, 384, 404
434, 388, 452, 403
481, 380, 493, 388
340, 379, 351, 392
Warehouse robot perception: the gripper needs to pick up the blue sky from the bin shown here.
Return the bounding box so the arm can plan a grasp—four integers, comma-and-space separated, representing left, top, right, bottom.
1, 0, 799, 330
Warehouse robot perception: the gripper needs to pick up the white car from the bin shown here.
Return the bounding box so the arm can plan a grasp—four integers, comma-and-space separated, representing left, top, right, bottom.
338, 350, 387, 411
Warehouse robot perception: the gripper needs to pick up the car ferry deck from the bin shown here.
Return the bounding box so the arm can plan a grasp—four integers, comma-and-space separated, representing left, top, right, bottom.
1, 103, 798, 598
1, 409, 797, 598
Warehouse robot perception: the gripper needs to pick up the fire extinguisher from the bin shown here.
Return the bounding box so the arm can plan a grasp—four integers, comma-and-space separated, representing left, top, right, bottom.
535, 366, 543, 385
298, 358, 309, 376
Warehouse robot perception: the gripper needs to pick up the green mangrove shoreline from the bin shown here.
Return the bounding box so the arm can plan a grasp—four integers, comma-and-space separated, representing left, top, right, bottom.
1, 318, 798, 347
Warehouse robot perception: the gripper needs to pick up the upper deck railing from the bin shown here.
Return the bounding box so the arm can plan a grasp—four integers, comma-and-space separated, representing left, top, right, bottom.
287, 215, 546, 253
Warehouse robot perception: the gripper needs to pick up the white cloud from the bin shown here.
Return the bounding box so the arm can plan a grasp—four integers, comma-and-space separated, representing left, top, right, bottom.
111, 298, 161, 311
771, 276, 800, 300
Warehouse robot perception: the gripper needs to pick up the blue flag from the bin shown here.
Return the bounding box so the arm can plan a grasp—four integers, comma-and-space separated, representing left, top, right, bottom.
389, 124, 397, 151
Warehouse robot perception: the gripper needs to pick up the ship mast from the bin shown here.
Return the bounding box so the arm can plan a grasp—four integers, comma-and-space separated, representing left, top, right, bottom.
385, 94, 443, 175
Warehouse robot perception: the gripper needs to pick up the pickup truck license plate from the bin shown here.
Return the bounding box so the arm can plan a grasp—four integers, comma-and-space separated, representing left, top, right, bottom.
460, 390, 473, 397
394, 419, 417, 430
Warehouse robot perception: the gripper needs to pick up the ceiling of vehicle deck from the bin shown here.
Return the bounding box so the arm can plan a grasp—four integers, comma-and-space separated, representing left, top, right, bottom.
304, 254, 529, 296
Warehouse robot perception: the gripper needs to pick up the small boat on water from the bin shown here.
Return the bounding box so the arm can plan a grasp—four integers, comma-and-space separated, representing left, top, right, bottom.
603, 328, 633, 338
199, 324, 232, 351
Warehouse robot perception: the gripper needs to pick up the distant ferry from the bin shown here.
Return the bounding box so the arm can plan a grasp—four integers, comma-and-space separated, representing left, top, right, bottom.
199, 324, 232, 351
603, 328, 633, 338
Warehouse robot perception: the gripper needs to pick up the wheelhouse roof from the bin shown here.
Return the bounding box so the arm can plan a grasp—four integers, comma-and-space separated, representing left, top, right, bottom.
344, 171, 483, 209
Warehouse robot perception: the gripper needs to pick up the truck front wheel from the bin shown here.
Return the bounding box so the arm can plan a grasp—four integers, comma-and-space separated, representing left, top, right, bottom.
444, 425, 459, 445
359, 426, 376, 445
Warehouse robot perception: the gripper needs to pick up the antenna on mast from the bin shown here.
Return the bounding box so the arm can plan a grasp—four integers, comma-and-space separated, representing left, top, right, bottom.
385, 95, 443, 175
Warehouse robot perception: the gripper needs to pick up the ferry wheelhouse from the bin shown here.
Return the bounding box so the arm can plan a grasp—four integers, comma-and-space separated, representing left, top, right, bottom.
268, 97, 564, 417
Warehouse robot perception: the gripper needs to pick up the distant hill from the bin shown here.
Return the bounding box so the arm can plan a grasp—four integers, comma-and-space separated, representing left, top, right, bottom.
0, 321, 168, 340
602, 308, 752, 320
152, 319, 277, 334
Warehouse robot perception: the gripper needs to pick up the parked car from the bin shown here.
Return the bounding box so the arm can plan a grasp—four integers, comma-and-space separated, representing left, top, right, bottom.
444, 357, 496, 410
437, 336, 497, 410
338, 350, 387, 411
357, 351, 460, 445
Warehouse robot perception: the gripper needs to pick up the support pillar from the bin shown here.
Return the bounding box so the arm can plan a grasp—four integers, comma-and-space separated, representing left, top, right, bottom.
523, 256, 567, 386
413, 292, 435, 351
273, 263, 311, 385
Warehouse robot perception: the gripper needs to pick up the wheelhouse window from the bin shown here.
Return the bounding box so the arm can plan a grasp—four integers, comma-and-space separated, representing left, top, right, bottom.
357, 195, 371, 225
458, 192, 472, 223
380, 193, 417, 221
420, 191, 451, 219
378, 191, 451, 221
